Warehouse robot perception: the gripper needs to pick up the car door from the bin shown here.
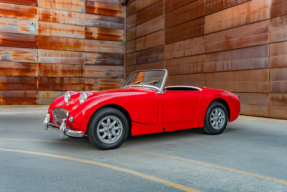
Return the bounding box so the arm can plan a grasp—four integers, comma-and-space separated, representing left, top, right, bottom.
162, 90, 201, 124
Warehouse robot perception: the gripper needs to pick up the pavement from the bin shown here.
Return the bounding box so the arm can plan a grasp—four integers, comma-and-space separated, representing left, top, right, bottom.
0, 106, 287, 192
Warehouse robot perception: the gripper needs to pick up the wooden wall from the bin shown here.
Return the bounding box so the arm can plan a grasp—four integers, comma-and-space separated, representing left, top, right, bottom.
0, 0, 125, 104
125, 0, 287, 119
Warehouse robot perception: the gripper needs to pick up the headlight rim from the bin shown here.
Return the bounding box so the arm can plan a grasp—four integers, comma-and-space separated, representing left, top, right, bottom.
64, 91, 71, 103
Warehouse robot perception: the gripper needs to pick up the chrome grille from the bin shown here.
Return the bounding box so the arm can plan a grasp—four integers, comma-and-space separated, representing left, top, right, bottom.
52, 108, 69, 125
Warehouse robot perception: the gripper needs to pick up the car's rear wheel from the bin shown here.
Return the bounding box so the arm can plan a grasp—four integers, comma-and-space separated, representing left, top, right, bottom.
203, 102, 228, 135
88, 107, 129, 150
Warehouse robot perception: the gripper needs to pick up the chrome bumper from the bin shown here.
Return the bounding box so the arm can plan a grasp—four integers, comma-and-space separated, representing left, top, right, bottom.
44, 112, 84, 138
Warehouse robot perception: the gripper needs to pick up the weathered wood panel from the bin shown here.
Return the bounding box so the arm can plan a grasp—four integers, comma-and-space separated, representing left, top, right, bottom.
0, 17, 37, 35
126, 0, 136, 17
38, 77, 84, 90
136, 46, 164, 65
136, 15, 164, 38
84, 65, 124, 78
165, 0, 196, 13
205, 0, 251, 15
270, 15, 287, 43
86, 1, 124, 17
165, 0, 205, 29
165, 17, 205, 44
205, 0, 270, 34
137, 0, 163, 25
85, 52, 124, 65
38, 22, 85, 39
0, 2, 38, 20
270, 68, 287, 93
0, 47, 37, 63
38, 91, 66, 104
205, 69, 270, 93
85, 77, 123, 90
85, 14, 124, 29
0, 61, 37, 76
38, 63, 83, 77
126, 52, 137, 65
165, 36, 205, 60
85, 39, 124, 53
38, 49, 85, 65
126, 40, 136, 53
166, 74, 204, 87
38, 8, 85, 26
127, 27, 136, 41
270, 41, 287, 68
38, 0, 85, 13
0, 32, 37, 48
85, 27, 124, 41
136, 0, 160, 12
0, 76, 37, 90
38, 36, 84, 51
205, 20, 270, 53
0, 0, 37, 6
204, 45, 269, 72
0, 90, 38, 104
271, 0, 287, 18
127, 14, 137, 29
136, 30, 164, 51
165, 55, 204, 76
235, 93, 269, 117
269, 93, 287, 119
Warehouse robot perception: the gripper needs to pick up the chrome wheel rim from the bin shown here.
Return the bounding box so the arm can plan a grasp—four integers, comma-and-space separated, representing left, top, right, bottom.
97, 116, 123, 144
210, 108, 226, 130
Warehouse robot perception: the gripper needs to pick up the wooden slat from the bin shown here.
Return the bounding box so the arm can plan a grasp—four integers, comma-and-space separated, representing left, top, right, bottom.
38, 22, 85, 39
85, 39, 124, 53
205, 0, 251, 15
0, 62, 37, 70
205, 0, 270, 34
0, 47, 37, 63
136, 30, 164, 51
136, 45, 164, 64
136, 0, 160, 12
126, 27, 136, 41
270, 41, 287, 68
38, 49, 85, 64
85, 27, 124, 41
38, 91, 66, 104
165, 0, 205, 29
38, 36, 84, 51
38, 77, 84, 90
137, 0, 163, 25
270, 68, 287, 93
38, 0, 85, 13
0, 32, 37, 48
165, 17, 205, 44
86, 1, 124, 17
166, 73, 204, 87
85, 14, 124, 29
269, 93, 287, 119
0, 0, 37, 6
126, 0, 136, 17
270, 15, 287, 43
126, 40, 136, 53
204, 45, 269, 72
205, 20, 269, 53
84, 65, 124, 78
165, 0, 196, 13
126, 52, 137, 65
38, 63, 83, 77
271, 0, 287, 18
127, 14, 137, 29
0, 2, 37, 20
136, 15, 164, 38
85, 52, 124, 65
0, 17, 37, 35
85, 77, 123, 90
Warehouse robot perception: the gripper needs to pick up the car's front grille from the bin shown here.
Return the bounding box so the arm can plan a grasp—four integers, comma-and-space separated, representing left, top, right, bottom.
52, 108, 69, 125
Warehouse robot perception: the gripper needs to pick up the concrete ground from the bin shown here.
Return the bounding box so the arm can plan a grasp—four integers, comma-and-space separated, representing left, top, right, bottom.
0, 107, 287, 192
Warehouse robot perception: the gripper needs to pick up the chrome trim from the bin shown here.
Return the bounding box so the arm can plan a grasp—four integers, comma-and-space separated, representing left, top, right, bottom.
165, 85, 202, 91
122, 69, 168, 94
126, 84, 160, 91
44, 114, 84, 138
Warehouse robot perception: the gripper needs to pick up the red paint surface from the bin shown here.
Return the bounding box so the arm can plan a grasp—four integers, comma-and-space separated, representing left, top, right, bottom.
48, 87, 240, 136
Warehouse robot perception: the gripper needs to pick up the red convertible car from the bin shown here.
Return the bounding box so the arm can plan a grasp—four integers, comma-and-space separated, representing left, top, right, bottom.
44, 69, 240, 150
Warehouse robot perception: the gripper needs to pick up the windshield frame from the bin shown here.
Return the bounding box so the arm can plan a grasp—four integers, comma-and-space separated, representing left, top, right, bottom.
122, 69, 168, 94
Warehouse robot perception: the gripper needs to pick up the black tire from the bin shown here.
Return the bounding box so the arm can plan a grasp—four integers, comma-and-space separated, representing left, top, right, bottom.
203, 101, 228, 135
88, 107, 129, 150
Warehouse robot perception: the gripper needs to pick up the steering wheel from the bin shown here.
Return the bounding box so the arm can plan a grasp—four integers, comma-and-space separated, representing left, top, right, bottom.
153, 81, 161, 87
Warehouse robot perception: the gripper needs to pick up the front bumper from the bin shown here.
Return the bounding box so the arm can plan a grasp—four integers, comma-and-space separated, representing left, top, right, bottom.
44, 112, 84, 137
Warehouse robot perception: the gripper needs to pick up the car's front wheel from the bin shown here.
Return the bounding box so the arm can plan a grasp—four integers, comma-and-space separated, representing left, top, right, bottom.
88, 107, 129, 150
203, 101, 228, 135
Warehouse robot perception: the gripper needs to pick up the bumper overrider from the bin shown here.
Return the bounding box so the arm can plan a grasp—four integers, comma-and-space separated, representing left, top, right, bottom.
43, 111, 84, 137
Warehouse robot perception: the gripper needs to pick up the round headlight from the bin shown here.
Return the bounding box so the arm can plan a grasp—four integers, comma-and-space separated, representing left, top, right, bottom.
79, 92, 88, 104
64, 91, 71, 103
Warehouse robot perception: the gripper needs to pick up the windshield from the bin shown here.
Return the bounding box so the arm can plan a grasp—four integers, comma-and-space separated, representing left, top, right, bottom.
123, 70, 167, 91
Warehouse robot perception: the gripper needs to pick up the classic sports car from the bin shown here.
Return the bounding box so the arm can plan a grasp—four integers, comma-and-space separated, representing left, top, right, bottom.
44, 69, 240, 150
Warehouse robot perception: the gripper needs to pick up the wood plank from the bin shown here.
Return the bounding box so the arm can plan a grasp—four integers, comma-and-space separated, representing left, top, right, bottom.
39, 77, 84, 84
205, 0, 270, 34
0, 62, 37, 70
85, 27, 124, 41
126, 14, 137, 29
136, 30, 164, 51
126, 27, 136, 41
87, 0, 122, 5
126, 52, 137, 65
270, 15, 287, 43
0, 90, 37, 98
85, 77, 123, 90
270, 68, 287, 93
85, 39, 124, 53
136, 46, 164, 64
0, 17, 37, 35
164, 36, 205, 60
205, 0, 251, 15
0, 68, 36, 76
204, 45, 269, 72
0, 97, 38, 104
38, 22, 85, 39
38, 90, 66, 104
165, 17, 205, 44
85, 52, 124, 65
38, 36, 84, 51
165, 0, 205, 29
270, 41, 287, 68
38, 0, 85, 13
165, 0, 196, 13
137, 0, 163, 25
126, 0, 136, 17
38, 63, 83, 77
39, 84, 84, 91
38, 8, 85, 26
84, 65, 124, 78
205, 20, 269, 53
136, 0, 160, 12
0, 32, 37, 48
269, 93, 287, 119
85, 14, 124, 29
126, 40, 136, 53
38, 49, 85, 65
0, 2, 37, 20
0, 47, 37, 63
86, 1, 124, 17
166, 73, 204, 87
0, 0, 37, 6
136, 15, 164, 38
271, 0, 287, 18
